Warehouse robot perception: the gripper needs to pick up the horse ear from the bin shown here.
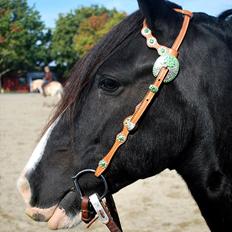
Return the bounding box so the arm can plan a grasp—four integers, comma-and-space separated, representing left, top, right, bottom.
137, 0, 181, 29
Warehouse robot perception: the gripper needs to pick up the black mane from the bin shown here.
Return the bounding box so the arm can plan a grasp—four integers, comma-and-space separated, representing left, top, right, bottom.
45, 7, 232, 133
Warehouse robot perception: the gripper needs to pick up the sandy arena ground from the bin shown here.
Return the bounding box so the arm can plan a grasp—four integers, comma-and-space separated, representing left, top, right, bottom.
0, 93, 210, 232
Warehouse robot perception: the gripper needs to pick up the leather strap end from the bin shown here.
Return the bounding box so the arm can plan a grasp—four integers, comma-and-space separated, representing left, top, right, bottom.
106, 220, 122, 232
95, 166, 105, 177
81, 196, 96, 224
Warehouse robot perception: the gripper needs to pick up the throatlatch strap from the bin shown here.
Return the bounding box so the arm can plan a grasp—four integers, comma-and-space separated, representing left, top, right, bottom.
95, 9, 192, 177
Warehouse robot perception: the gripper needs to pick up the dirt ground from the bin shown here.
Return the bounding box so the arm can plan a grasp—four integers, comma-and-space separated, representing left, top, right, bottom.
0, 93, 209, 232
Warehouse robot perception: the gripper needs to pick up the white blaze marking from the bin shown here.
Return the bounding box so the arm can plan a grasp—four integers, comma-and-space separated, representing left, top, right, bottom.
24, 116, 61, 173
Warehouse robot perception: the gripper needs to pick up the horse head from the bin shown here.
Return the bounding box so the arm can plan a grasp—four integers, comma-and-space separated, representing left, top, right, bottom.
18, 0, 232, 231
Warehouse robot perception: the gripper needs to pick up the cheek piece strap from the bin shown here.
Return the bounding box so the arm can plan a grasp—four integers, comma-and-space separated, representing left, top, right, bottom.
73, 8, 192, 232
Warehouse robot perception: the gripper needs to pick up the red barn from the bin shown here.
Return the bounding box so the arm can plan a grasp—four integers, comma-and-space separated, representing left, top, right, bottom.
2, 72, 29, 92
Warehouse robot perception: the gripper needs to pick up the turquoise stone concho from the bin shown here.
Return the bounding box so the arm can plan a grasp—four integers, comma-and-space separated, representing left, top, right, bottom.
152, 53, 180, 83
116, 133, 126, 143
99, 159, 108, 168
141, 21, 180, 83
149, 84, 159, 93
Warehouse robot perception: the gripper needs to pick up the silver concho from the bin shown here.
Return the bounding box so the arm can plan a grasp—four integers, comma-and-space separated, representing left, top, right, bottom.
123, 116, 135, 131
152, 53, 180, 83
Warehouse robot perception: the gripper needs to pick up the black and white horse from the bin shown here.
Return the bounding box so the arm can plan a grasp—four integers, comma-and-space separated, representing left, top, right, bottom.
17, 0, 232, 231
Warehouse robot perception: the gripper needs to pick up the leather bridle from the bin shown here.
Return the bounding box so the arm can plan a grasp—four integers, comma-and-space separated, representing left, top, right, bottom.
72, 9, 193, 232
72, 169, 123, 231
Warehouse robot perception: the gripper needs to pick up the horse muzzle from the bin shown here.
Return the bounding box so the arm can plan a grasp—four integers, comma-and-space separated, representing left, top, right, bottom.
17, 174, 81, 229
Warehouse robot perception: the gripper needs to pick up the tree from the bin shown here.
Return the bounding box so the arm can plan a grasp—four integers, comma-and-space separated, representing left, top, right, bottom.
74, 11, 126, 57
0, 0, 51, 89
50, 11, 78, 77
51, 6, 126, 78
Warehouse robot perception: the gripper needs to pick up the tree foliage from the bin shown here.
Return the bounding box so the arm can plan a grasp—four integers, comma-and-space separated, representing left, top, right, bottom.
50, 11, 78, 76
51, 6, 126, 77
74, 10, 126, 57
0, 0, 51, 77
0, 2, 126, 80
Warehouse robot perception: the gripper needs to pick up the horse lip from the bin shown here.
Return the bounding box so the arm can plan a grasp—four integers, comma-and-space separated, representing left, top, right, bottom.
26, 210, 47, 222
25, 189, 75, 222
47, 207, 81, 230
25, 205, 58, 222
47, 190, 81, 230
47, 207, 67, 229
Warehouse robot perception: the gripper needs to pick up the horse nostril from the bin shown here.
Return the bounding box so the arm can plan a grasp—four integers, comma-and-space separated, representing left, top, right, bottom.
25, 206, 58, 222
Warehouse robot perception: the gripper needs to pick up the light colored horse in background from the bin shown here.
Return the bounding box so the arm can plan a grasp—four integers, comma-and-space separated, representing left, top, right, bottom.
31, 79, 63, 100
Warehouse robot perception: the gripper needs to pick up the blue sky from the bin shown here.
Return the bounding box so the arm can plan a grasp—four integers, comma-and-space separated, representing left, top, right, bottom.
28, 0, 232, 28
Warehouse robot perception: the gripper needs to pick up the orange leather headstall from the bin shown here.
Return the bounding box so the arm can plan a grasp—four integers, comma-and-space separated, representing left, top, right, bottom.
95, 9, 193, 177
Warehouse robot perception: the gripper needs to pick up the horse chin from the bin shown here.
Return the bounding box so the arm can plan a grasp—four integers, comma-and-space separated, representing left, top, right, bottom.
47, 190, 81, 230
48, 207, 81, 230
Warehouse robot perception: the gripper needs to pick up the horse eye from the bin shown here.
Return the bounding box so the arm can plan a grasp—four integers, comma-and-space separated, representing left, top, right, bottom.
98, 78, 120, 92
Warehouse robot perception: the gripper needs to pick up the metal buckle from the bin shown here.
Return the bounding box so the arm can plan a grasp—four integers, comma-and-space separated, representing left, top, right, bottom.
72, 169, 108, 200
89, 193, 109, 224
